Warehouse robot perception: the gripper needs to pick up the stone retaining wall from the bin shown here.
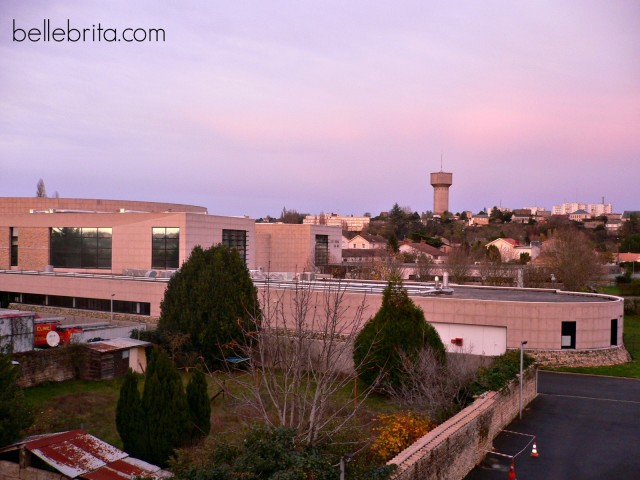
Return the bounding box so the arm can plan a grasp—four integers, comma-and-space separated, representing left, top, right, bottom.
525, 345, 631, 368
14, 347, 79, 388
389, 366, 537, 480
0, 461, 65, 480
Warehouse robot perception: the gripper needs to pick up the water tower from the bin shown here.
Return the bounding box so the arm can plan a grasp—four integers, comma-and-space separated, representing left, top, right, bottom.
430, 171, 453, 216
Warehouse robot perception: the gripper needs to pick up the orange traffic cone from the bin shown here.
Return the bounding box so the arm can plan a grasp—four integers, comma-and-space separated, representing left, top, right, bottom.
507, 460, 516, 480
531, 441, 539, 457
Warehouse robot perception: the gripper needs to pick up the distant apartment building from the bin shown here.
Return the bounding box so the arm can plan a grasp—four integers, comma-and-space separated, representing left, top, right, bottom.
552, 202, 612, 216
303, 213, 370, 232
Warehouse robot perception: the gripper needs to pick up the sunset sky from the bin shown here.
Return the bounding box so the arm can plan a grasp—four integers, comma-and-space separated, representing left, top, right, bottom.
2, 1, 639, 217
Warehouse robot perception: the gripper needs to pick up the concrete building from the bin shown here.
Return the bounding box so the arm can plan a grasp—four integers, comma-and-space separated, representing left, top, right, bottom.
430, 171, 453, 216
303, 213, 370, 232
552, 202, 612, 216
0, 197, 255, 318
255, 223, 342, 273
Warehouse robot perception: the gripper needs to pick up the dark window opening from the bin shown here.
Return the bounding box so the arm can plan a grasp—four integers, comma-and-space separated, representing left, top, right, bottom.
152, 227, 179, 269
8, 291, 150, 316
314, 234, 329, 266
611, 319, 618, 346
222, 229, 247, 264
561, 321, 576, 349
10, 228, 18, 267
50, 227, 112, 269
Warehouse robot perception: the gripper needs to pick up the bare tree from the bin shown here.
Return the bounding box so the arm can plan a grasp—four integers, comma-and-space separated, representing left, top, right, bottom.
228, 280, 379, 447
36, 178, 47, 198
538, 228, 605, 291
477, 261, 514, 286
388, 347, 484, 421
445, 247, 472, 284
415, 253, 434, 281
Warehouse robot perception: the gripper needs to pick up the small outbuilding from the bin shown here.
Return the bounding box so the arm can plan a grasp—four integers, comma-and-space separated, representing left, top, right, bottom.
81, 338, 150, 380
0, 429, 171, 479
0, 309, 35, 353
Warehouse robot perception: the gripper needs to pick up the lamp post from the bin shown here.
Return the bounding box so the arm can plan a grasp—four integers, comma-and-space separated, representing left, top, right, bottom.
110, 293, 115, 322
519, 340, 528, 420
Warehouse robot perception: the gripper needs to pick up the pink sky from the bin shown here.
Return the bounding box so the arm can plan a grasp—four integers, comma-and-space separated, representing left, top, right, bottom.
1, 1, 639, 217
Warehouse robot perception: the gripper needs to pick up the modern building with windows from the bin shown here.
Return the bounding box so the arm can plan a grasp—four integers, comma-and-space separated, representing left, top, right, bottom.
0, 198, 255, 318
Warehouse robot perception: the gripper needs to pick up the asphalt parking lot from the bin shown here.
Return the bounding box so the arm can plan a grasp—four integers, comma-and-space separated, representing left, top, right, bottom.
465, 371, 640, 479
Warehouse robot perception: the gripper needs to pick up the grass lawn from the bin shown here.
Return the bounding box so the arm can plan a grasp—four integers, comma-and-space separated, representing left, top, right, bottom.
22, 368, 402, 458
547, 314, 640, 378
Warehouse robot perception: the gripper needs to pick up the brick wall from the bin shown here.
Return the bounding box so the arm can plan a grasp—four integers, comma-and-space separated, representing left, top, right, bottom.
0, 227, 9, 269
14, 347, 79, 388
19, 227, 50, 271
389, 366, 537, 480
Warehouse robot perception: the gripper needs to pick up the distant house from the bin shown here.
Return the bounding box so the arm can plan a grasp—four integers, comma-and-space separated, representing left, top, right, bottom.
617, 253, 640, 264
471, 212, 489, 226
569, 209, 591, 222
399, 241, 448, 262
512, 209, 533, 224
485, 238, 541, 263
606, 219, 623, 233
0, 430, 171, 479
344, 234, 387, 250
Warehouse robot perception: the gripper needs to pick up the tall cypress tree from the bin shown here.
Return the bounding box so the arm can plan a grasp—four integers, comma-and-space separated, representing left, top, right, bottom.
140, 348, 190, 466
186, 368, 211, 440
115, 369, 143, 456
353, 278, 446, 389
0, 352, 32, 446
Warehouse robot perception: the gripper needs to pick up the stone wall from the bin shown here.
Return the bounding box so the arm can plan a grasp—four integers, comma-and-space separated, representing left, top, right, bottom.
525, 345, 631, 368
389, 366, 537, 480
0, 461, 65, 480
14, 347, 79, 388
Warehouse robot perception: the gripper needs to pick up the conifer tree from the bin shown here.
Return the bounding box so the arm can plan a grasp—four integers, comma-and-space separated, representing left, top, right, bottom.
186, 368, 211, 440
353, 278, 445, 389
140, 348, 190, 466
0, 352, 32, 446
158, 244, 260, 366
115, 369, 143, 456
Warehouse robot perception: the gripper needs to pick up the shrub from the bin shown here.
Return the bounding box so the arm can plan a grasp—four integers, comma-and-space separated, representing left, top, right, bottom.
370, 411, 432, 461
187, 367, 211, 440
466, 350, 535, 399
353, 279, 445, 390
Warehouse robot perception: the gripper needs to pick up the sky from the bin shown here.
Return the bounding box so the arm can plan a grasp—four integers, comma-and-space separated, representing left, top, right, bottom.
1, 1, 639, 218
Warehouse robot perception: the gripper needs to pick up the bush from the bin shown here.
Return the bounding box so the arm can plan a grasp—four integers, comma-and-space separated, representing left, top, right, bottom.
370, 412, 432, 461
466, 350, 535, 399
0, 351, 33, 446
353, 279, 445, 390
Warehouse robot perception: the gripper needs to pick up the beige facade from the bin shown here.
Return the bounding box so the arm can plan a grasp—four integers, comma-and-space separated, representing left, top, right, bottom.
255, 223, 342, 273
303, 213, 370, 232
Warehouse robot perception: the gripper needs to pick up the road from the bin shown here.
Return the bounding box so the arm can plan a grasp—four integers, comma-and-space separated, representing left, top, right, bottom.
464, 371, 640, 479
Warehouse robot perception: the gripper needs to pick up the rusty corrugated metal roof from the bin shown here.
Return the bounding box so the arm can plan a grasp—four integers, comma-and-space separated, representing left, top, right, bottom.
15, 430, 171, 479
84, 338, 151, 353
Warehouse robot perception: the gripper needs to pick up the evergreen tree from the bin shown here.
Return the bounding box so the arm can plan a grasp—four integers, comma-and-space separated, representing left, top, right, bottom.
0, 351, 32, 446
353, 279, 445, 390
115, 369, 143, 456
158, 244, 261, 366
140, 348, 190, 467
186, 367, 211, 440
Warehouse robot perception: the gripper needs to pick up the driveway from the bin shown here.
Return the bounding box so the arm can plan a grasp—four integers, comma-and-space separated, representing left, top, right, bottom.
464, 371, 640, 479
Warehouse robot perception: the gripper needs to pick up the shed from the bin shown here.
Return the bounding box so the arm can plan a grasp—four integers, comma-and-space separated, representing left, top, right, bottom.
82, 338, 151, 380
0, 429, 171, 479
0, 309, 35, 353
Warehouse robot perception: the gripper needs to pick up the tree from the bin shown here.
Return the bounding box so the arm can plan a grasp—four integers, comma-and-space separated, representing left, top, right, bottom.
186, 368, 211, 440
353, 279, 445, 391
0, 351, 32, 446
538, 228, 605, 291
230, 280, 377, 447
485, 245, 502, 263
387, 233, 399, 253
158, 244, 260, 366
35, 178, 47, 198
620, 234, 640, 253
140, 348, 191, 466
116, 369, 143, 456
445, 247, 472, 284
415, 253, 434, 281
279, 207, 305, 224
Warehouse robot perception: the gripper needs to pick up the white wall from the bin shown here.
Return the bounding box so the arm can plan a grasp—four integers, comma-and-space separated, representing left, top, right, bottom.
430, 322, 507, 356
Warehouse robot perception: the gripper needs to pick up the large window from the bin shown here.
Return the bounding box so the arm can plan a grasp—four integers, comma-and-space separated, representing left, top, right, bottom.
222, 229, 247, 263
315, 234, 329, 266
152, 227, 179, 269
10, 228, 18, 267
50, 227, 112, 269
